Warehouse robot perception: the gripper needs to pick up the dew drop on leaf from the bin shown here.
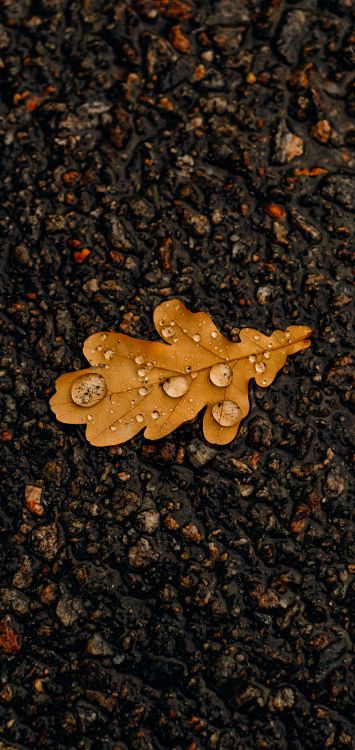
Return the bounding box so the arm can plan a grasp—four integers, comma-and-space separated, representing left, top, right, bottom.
264, 351, 271, 359
248, 354, 257, 363
87, 414, 93, 421
212, 400, 240, 426
136, 414, 144, 423
211, 331, 218, 339
104, 349, 114, 360
193, 333, 201, 342
162, 376, 190, 398
135, 355, 145, 365
255, 362, 266, 373
209, 363, 232, 387
139, 387, 148, 396
137, 368, 146, 377
111, 425, 117, 431
151, 410, 160, 419
268, 342, 273, 349
162, 326, 175, 338
71, 373, 107, 406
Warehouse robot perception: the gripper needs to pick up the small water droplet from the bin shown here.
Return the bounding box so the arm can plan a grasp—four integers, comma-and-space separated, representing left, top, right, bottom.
173, 337, 179, 343
285, 331, 291, 338
136, 414, 144, 423
268, 342, 273, 349
104, 349, 114, 360
97, 345, 102, 351
262, 379, 267, 385
253, 335, 260, 341
185, 365, 192, 372
162, 326, 175, 338
210, 363, 232, 387
146, 361, 153, 368
159, 319, 165, 325
193, 333, 201, 342
162, 376, 190, 398
151, 410, 159, 420
139, 387, 148, 396
248, 354, 257, 363
169, 320, 175, 326
110, 409, 114, 414
131, 400, 136, 406
135, 355, 145, 365
211, 331, 218, 339
137, 368, 146, 377
255, 362, 266, 373
87, 414, 93, 421
191, 372, 197, 379
264, 351, 271, 359
100, 334, 107, 341
212, 400, 240, 427
111, 425, 117, 431
71, 373, 107, 406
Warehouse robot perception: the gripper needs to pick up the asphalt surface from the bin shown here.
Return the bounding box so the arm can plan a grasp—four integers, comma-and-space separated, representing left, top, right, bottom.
0, 1, 354, 749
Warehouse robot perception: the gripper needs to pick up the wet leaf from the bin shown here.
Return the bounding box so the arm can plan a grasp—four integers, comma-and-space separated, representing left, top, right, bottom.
50, 299, 312, 446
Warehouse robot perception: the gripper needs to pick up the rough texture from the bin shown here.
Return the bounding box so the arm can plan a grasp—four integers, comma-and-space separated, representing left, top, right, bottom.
0, 1, 354, 749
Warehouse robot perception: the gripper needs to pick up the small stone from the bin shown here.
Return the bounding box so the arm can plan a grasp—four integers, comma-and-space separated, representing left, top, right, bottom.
25, 485, 44, 516
137, 510, 160, 533
276, 10, 309, 65
56, 596, 84, 627
320, 173, 355, 213
247, 416, 274, 448
182, 523, 203, 542
0, 616, 21, 654
256, 286, 272, 305
324, 465, 346, 497
272, 119, 304, 165
128, 538, 159, 569
269, 686, 296, 711
310, 119, 332, 144
187, 439, 217, 468
86, 633, 113, 656
31, 522, 60, 561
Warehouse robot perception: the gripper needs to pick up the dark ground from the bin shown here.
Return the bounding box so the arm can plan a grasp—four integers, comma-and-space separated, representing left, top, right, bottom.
0, 1, 354, 749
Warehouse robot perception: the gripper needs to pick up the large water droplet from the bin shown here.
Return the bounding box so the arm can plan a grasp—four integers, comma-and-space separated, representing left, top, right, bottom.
248, 354, 257, 363
162, 325, 175, 338
193, 333, 201, 342
209, 363, 232, 387
212, 400, 240, 427
151, 410, 160, 420
255, 362, 266, 373
71, 373, 107, 406
104, 349, 114, 360
136, 414, 144, 423
135, 355, 145, 365
162, 376, 190, 398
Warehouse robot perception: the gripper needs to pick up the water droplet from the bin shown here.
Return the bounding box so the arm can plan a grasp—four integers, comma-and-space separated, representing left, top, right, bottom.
104, 349, 114, 360
285, 331, 291, 338
100, 334, 107, 341
268, 342, 273, 349
159, 319, 165, 325
137, 368, 146, 378
212, 400, 240, 427
209, 363, 232, 387
193, 333, 201, 342
169, 320, 175, 326
131, 400, 136, 406
136, 414, 144, 423
139, 387, 148, 396
87, 414, 93, 421
135, 355, 145, 365
248, 354, 257, 363
255, 362, 266, 373
253, 335, 260, 341
162, 376, 190, 398
110, 425, 117, 431
97, 345, 102, 351
173, 337, 179, 343
151, 410, 159, 420
191, 372, 197, 379
162, 326, 175, 338
71, 373, 107, 406
185, 365, 192, 372
264, 351, 271, 359
211, 331, 218, 339
262, 379, 267, 385
146, 361, 153, 368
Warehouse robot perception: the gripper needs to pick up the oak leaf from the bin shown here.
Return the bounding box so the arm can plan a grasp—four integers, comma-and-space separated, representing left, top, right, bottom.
50, 299, 311, 446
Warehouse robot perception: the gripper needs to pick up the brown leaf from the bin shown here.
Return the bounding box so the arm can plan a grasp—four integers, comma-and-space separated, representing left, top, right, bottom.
50, 299, 311, 446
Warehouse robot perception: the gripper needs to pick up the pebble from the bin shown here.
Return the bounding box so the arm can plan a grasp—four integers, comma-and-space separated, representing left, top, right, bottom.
272, 119, 304, 164
136, 510, 160, 533
187, 440, 217, 468
31, 522, 60, 561
86, 633, 113, 656
128, 538, 159, 569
